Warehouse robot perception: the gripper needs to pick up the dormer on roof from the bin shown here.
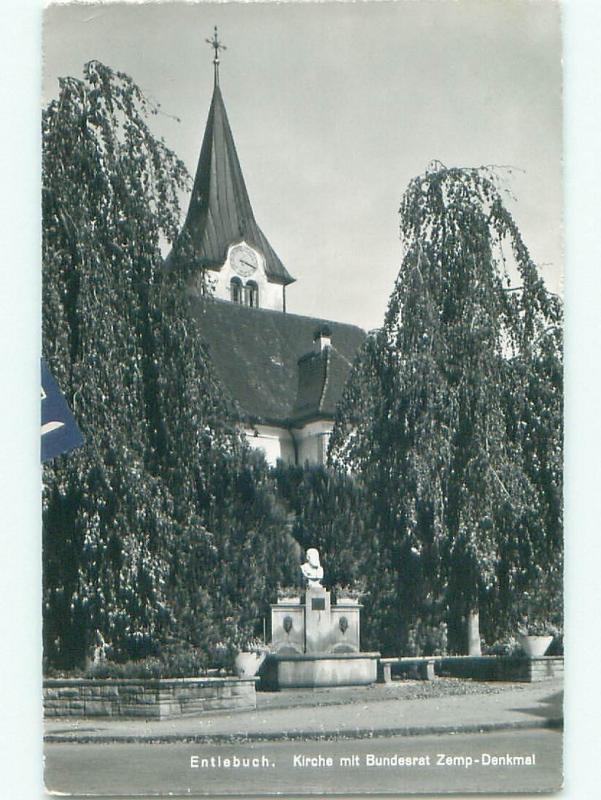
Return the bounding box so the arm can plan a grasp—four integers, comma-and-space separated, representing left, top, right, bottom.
168, 28, 295, 312
313, 325, 332, 352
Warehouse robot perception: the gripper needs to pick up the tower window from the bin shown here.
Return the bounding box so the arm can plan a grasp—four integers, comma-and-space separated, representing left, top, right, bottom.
230, 277, 243, 304
246, 281, 259, 308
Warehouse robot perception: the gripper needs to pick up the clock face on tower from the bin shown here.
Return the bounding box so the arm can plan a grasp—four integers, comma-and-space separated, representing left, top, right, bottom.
230, 244, 259, 277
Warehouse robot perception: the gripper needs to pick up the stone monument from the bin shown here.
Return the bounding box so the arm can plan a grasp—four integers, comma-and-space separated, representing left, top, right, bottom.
264, 547, 379, 689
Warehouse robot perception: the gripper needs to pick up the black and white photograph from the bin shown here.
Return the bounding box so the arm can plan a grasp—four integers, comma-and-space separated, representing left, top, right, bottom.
38, 1, 565, 796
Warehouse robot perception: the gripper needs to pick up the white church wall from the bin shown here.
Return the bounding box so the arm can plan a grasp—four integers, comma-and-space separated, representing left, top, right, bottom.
292, 420, 333, 466
243, 420, 335, 467
244, 424, 295, 466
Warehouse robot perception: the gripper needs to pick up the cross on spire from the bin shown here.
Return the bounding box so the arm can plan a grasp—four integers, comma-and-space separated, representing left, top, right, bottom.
206, 26, 226, 87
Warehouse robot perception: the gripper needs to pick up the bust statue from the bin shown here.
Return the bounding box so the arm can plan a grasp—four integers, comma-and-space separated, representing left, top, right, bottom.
300, 548, 324, 588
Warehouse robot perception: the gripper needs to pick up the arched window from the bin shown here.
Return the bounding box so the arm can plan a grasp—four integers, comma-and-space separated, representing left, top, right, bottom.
230, 277, 243, 304
245, 281, 259, 308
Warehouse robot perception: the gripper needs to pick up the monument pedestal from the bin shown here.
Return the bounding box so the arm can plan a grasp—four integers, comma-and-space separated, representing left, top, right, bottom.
266, 586, 378, 689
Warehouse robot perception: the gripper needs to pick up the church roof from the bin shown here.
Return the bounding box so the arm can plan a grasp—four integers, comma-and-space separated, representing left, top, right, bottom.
173, 84, 295, 286
192, 299, 365, 427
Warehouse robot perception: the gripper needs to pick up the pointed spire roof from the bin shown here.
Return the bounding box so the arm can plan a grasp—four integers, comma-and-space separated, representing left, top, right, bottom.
174, 78, 295, 286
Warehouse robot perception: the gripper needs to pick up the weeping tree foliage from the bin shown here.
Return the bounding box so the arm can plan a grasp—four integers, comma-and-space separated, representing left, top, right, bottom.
42, 61, 188, 666
273, 464, 371, 592
42, 61, 296, 669
329, 165, 563, 654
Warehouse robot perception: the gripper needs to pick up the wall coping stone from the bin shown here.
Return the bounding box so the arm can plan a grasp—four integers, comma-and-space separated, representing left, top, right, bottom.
437, 655, 563, 664
44, 676, 258, 688
380, 655, 563, 664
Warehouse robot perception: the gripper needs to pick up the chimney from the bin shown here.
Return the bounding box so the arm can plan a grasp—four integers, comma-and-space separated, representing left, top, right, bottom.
313, 324, 332, 353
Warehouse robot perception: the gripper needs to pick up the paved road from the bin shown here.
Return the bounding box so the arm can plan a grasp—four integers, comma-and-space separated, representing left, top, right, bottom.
45, 728, 562, 796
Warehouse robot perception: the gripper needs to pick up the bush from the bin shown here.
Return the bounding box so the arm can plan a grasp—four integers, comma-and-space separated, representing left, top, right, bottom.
83, 642, 210, 679
86, 659, 165, 680
483, 637, 521, 657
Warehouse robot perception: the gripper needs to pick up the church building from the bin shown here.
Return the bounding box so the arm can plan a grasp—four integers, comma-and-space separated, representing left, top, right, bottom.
168, 30, 366, 466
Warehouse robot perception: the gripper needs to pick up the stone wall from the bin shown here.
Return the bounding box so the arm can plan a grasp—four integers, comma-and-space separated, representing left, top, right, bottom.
43, 676, 257, 719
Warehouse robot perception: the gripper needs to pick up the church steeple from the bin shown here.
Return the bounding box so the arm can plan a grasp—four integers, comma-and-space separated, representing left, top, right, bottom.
171, 28, 295, 308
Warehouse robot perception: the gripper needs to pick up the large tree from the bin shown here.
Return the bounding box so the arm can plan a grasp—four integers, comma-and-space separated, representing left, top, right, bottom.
42, 61, 296, 668
329, 164, 562, 654
42, 61, 189, 666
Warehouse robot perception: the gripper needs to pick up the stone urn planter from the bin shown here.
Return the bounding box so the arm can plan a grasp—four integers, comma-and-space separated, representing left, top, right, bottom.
334, 581, 366, 607
518, 634, 553, 657
234, 651, 267, 678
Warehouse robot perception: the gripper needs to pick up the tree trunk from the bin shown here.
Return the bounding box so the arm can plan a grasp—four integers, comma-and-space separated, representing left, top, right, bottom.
466, 609, 481, 656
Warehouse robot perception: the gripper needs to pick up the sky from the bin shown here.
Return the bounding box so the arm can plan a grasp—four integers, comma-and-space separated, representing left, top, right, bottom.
43, 0, 562, 332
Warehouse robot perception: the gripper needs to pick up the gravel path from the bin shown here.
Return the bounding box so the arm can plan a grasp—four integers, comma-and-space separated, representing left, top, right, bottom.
255, 678, 529, 711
